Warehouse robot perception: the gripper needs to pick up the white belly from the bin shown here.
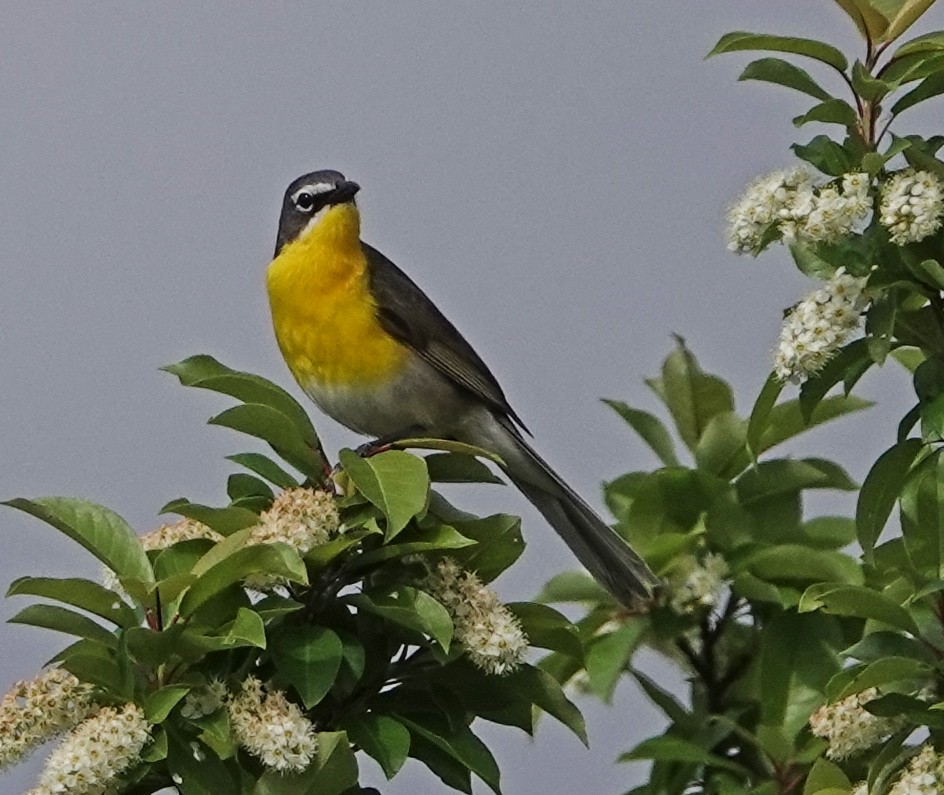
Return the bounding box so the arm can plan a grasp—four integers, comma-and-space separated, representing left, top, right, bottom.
299, 354, 469, 438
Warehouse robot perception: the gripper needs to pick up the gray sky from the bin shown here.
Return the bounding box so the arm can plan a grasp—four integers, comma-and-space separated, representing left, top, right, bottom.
2, 3, 942, 793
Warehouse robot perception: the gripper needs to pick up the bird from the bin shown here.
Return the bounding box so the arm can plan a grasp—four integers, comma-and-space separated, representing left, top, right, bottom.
265, 169, 659, 610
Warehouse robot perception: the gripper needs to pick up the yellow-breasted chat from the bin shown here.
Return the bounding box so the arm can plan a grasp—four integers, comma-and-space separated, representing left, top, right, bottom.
266, 169, 659, 609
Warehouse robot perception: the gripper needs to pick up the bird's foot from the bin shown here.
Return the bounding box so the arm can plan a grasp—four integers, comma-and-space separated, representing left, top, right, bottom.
355, 439, 395, 458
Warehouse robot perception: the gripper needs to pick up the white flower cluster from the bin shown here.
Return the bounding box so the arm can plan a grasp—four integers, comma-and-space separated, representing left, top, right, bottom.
29, 703, 151, 795
179, 679, 228, 720
880, 169, 944, 245
424, 558, 528, 675
227, 677, 317, 773
728, 168, 871, 254
809, 687, 907, 760
667, 553, 729, 615
141, 518, 224, 551
0, 667, 94, 769
889, 744, 944, 795
774, 268, 868, 383
851, 784, 867, 795
250, 487, 340, 552
244, 487, 341, 589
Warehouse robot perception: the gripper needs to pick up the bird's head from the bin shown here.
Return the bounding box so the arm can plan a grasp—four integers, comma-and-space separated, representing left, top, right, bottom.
274, 170, 361, 256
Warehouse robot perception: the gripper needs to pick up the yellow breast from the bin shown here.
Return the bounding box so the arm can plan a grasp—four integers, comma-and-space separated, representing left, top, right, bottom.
266, 203, 407, 388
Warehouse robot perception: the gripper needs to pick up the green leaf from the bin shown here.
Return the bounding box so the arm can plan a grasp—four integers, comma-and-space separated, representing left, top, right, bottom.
585, 621, 646, 702
739, 544, 862, 584
209, 403, 324, 478
799, 339, 872, 421
747, 373, 784, 456
345, 714, 410, 779
653, 339, 735, 452
805, 758, 852, 794
159, 498, 258, 536
883, 0, 938, 42
843, 631, 936, 664
852, 59, 897, 101
857, 438, 925, 557
348, 585, 453, 651
894, 30, 944, 58
708, 31, 848, 71
424, 452, 503, 484
227, 473, 273, 502
3, 497, 153, 584
192, 710, 235, 760
829, 656, 931, 700
450, 514, 524, 583
8, 604, 117, 648
339, 449, 429, 540
790, 242, 840, 279
393, 437, 503, 464
799, 583, 921, 634
167, 730, 237, 795
6, 576, 138, 628
221, 607, 267, 649
757, 395, 873, 454
400, 716, 501, 795
178, 542, 307, 616
536, 570, 610, 605
892, 70, 944, 114
603, 400, 680, 466
162, 354, 319, 448
793, 99, 859, 129
227, 452, 299, 489
353, 524, 472, 571
737, 458, 856, 505
739, 57, 833, 101
506, 603, 583, 659
900, 449, 944, 578
505, 664, 587, 744
144, 685, 190, 723
800, 516, 858, 549
630, 668, 692, 726
271, 626, 343, 708
791, 135, 855, 176
620, 735, 752, 776
832, 0, 890, 41
693, 412, 749, 478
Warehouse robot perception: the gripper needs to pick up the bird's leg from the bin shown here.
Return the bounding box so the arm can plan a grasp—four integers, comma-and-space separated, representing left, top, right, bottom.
355, 425, 430, 457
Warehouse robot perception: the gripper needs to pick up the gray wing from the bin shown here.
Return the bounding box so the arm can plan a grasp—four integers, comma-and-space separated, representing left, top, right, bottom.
362, 242, 529, 433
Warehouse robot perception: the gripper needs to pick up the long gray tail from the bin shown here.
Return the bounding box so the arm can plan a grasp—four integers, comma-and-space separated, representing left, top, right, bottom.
469, 414, 660, 610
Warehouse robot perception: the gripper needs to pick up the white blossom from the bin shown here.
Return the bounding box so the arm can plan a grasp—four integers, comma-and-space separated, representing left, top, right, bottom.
179, 679, 228, 720
880, 169, 944, 245
227, 677, 317, 773
31, 703, 151, 795
244, 487, 341, 590
774, 268, 868, 383
667, 553, 728, 615
0, 668, 94, 770
424, 558, 529, 675
728, 168, 871, 254
888, 744, 944, 795
809, 687, 906, 760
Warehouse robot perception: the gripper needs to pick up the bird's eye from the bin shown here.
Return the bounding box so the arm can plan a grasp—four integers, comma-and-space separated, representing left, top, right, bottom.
294, 192, 315, 211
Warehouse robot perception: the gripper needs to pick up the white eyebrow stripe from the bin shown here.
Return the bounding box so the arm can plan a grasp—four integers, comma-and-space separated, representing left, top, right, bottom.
292, 182, 336, 203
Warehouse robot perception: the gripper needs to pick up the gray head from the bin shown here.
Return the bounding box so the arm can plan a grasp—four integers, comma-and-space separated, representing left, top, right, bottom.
274, 169, 361, 256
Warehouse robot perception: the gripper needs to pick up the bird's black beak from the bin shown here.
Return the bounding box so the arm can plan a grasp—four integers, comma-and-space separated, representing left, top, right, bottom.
330, 180, 361, 204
